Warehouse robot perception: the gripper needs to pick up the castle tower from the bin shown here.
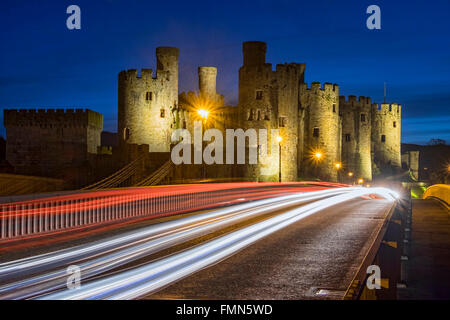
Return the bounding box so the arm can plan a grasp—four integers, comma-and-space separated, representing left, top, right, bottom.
156, 47, 179, 106
198, 67, 218, 102
118, 47, 179, 153
238, 41, 304, 181
300, 82, 341, 182
371, 102, 402, 172
340, 96, 372, 181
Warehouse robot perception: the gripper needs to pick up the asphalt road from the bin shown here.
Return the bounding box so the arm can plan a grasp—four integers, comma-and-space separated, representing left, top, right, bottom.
0, 187, 396, 300
147, 197, 393, 300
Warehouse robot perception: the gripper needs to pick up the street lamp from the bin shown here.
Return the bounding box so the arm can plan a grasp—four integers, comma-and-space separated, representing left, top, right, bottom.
335, 162, 342, 182
197, 109, 209, 180
315, 152, 322, 160
277, 136, 282, 182
358, 178, 364, 185
197, 109, 209, 122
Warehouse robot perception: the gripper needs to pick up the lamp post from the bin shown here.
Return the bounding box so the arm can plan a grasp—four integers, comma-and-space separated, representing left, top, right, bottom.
197, 109, 209, 180
277, 136, 282, 182
335, 162, 342, 182
314, 151, 322, 180
348, 171, 354, 185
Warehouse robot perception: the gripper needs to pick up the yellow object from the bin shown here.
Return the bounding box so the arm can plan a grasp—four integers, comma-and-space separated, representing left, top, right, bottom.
423, 184, 450, 209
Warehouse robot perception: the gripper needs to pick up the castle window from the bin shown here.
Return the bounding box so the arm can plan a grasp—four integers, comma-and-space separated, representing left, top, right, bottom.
393, 121, 397, 128
182, 120, 187, 129
389, 105, 392, 112
333, 104, 336, 113
257, 110, 261, 121
381, 135, 386, 143
160, 109, 165, 118
256, 90, 263, 100
279, 117, 287, 127
313, 127, 319, 138
345, 134, 351, 142
146, 92, 153, 101
123, 128, 130, 141
248, 109, 255, 121
361, 113, 366, 122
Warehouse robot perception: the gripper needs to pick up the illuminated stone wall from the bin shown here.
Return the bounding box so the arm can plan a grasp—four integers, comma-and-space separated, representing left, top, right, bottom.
340, 96, 373, 181
118, 47, 179, 153
300, 82, 341, 182
371, 103, 402, 172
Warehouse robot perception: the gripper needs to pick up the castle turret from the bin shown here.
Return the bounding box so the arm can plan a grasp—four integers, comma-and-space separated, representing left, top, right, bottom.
371, 102, 402, 172
340, 95, 372, 181
238, 41, 304, 182
242, 41, 267, 67
156, 47, 179, 107
198, 67, 217, 101
118, 47, 179, 153
300, 82, 341, 182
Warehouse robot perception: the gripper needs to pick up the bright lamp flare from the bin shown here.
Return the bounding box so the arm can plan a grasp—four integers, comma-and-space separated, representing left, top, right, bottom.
276, 136, 283, 143
315, 152, 322, 159
335, 163, 341, 169
197, 109, 209, 119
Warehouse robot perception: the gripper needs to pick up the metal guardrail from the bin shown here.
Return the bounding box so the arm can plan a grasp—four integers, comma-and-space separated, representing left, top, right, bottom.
0, 183, 315, 241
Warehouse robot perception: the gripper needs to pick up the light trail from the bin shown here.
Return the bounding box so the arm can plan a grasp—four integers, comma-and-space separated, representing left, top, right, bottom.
34, 187, 397, 300
0, 188, 352, 299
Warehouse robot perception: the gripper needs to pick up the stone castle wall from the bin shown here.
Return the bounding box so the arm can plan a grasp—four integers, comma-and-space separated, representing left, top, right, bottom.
3, 108, 102, 185
371, 103, 402, 170
300, 82, 341, 182
118, 47, 179, 153
340, 96, 372, 181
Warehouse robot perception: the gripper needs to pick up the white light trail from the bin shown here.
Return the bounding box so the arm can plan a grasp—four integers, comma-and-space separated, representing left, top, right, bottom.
37, 187, 397, 300
0, 188, 352, 299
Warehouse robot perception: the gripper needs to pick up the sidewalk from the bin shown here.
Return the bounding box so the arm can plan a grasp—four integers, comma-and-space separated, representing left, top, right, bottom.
398, 199, 450, 299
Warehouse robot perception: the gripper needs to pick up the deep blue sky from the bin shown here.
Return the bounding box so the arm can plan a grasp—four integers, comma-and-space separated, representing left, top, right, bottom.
1, 0, 449, 144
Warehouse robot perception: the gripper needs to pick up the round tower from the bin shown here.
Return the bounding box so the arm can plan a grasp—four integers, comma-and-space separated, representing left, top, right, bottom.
118, 47, 179, 153
371, 103, 402, 171
300, 82, 341, 182
340, 96, 372, 181
198, 67, 217, 101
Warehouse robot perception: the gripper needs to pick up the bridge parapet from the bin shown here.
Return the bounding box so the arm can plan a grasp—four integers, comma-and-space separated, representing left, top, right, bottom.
423, 184, 450, 210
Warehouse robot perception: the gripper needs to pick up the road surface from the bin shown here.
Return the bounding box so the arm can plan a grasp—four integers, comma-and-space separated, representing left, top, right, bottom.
0, 186, 397, 300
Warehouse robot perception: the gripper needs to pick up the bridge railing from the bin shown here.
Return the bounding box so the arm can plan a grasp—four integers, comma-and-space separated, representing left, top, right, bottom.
423, 184, 450, 209
0, 182, 331, 241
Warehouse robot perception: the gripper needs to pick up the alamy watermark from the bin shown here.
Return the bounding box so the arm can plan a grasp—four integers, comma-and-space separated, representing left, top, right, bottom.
171, 121, 281, 175
66, 265, 81, 290
366, 5, 381, 30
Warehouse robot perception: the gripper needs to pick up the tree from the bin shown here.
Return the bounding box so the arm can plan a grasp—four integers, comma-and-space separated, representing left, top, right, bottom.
427, 139, 446, 146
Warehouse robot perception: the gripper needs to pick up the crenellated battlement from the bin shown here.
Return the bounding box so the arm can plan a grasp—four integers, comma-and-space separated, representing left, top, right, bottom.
118, 68, 172, 82
339, 95, 371, 105
3, 108, 103, 128
300, 82, 339, 93
371, 103, 402, 115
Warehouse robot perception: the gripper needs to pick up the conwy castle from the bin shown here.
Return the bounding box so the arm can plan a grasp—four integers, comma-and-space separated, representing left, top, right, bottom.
3, 41, 402, 189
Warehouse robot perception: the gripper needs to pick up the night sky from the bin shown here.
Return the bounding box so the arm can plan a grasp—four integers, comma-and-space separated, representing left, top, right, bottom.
1, 0, 449, 145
